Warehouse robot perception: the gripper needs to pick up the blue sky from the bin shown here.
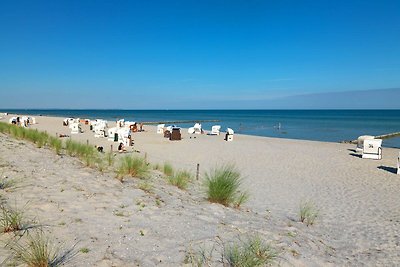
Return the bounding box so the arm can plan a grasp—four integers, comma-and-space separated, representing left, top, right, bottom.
0, 0, 399, 109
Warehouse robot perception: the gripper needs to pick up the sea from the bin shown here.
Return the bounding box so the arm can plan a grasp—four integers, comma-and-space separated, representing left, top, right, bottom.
2, 109, 400, 148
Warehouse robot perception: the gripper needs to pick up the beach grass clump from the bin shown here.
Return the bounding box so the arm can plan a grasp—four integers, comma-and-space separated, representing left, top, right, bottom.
0, 205, 24, 233
9, 231, 76, 267
9, 125, 25, 139
0, 176, 16, 191
299, 200, 319, 226
117, 155, 150, 179
184, 245, 214, 266
205, 165, 248, 207
25, 129, 49, 148
65, 139, 99, 167
168, 170, 192, 190
48, 136, 62, 155
163, 162, 174, 177
223, 236, 278, 267
81, 146, 97, 167
105, 151, 115, 167
65, 139, 77, 156
95, 157, 107, 173
0, 122, 12, 134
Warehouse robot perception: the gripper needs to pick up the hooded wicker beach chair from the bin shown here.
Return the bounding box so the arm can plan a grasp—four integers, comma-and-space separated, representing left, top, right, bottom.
362, 139, 382, 159
210, 125, 221, 135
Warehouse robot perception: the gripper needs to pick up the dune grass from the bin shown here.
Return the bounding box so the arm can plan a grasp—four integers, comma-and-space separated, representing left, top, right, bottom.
299, 200, 319, 226
223, 236, 278, 267
205, 165, 248, 207
184, 245, 214, 266
65, 139, 99, 167
116, 155, 150, 179
105, 151, 115, 167
9, 231, 77, 267
163, 162, 174, 177
0, 205, 24, 233
0, 176, 16, 191
168, 170, 192, 190
48, 136, 62, 155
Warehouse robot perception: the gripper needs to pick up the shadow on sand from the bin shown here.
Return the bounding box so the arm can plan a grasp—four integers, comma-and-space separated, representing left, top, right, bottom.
378, 166, 397, 174
349, 153, 362, 158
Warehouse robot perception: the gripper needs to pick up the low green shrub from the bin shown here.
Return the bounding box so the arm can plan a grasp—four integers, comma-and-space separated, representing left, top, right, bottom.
205, 165, 248, 207
299, 200, 319, 226
9, 231, 77, 266
0, 205, 24, 233
117, 155, 150, 179
48, 136, 62, 155
163, 162, 174, 177
224, 236, 278, 267
168, 170, 192, 190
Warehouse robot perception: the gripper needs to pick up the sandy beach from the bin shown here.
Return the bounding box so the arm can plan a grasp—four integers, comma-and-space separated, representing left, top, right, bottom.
0, 114, 399, 266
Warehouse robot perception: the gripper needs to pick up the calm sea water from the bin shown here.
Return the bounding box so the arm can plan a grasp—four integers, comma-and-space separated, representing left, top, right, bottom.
2, 109, 400, 148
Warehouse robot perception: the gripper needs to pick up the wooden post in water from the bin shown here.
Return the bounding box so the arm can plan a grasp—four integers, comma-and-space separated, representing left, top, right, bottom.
196, 163, 200, 180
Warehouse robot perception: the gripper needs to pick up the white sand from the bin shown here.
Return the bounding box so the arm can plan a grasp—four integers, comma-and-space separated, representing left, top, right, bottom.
0, 114, 399, 266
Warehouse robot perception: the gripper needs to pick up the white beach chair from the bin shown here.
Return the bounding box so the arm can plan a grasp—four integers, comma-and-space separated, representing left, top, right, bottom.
70, 123, 82, 134
225, 128, 234, 141
188, 127, 195, 134
397, 152, 400, 175
210, 125, 221, 135
356, 135, 375, 152
194, 123, 202, 134
362, 139, 382, 160
188, 123, 202, 134
94, 124, 107, 138
108, 127, 117, 141
27, 117, 36, 125
157, 124, 165, 134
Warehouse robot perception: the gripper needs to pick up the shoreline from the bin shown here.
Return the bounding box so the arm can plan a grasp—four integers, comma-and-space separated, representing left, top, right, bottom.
3, 110, 400, 149
2, 112, 391, 147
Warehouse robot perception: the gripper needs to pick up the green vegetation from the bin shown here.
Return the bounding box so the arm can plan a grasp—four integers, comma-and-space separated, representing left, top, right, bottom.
9, 231, 76, 266
48, 136, 62, 155
65, 139, 98, 167
184, 245, 214, 267
105, 151, 115, 167
80, 247, 90, 253
0, 205, 24, 233
116, 155, 150, 179
223, 236, 278, 267
205, 165, 248, 207
168, 170, 192, 190
0, 176, 16, 191
163, 162, 174, 176
299, 200, 319, 226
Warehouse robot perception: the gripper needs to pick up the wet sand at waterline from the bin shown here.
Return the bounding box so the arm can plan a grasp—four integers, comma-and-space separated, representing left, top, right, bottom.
0, 114, 399, 266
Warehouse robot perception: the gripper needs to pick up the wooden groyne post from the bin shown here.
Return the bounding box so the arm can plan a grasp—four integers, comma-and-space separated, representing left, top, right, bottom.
341, 131, 400, 144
